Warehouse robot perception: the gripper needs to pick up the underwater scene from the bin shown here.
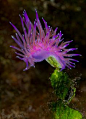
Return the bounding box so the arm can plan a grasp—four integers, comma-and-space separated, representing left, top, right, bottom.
0, 0, 86, 119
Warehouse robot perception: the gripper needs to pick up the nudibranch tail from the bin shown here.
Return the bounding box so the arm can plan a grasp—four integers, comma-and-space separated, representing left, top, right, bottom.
10, 10, 80, 71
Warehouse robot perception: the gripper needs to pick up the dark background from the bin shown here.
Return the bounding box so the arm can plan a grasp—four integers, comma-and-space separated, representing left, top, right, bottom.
0, 0, 86, 119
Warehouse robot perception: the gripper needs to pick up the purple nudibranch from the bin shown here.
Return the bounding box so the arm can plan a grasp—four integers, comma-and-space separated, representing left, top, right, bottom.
10, 10, 81, 71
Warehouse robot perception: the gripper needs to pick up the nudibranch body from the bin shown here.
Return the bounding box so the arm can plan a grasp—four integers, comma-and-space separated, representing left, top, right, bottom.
10, 10, 80, 71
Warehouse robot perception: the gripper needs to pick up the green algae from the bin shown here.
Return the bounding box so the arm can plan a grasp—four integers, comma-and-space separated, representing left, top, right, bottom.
53, 102, 82, 119
50, 69, 82, 119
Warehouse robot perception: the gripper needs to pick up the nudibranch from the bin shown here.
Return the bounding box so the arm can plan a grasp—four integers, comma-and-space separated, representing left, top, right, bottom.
10, 10, 80, 71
